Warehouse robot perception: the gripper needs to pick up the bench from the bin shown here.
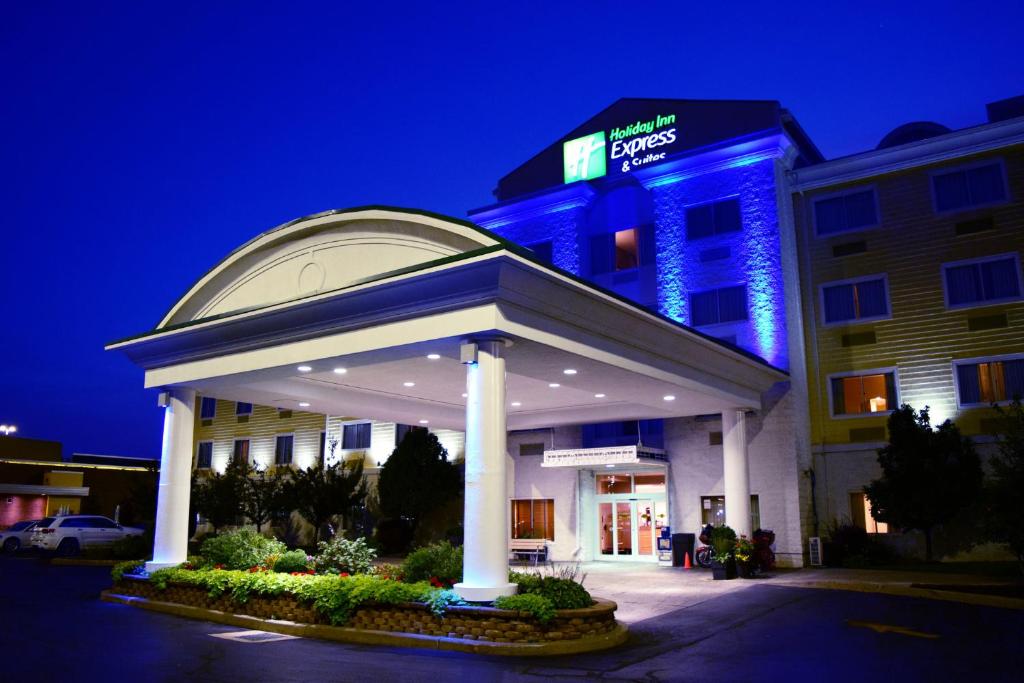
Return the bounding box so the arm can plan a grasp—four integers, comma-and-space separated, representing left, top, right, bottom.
509, 538, 548, 565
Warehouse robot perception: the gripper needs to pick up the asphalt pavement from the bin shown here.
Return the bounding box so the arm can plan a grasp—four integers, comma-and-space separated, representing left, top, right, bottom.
2, 554, 1022, 682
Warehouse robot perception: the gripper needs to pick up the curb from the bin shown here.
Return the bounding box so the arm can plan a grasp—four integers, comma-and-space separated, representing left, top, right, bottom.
51, 558, 121, 567
780, 579, 1024, 610
100, 591, 630, 656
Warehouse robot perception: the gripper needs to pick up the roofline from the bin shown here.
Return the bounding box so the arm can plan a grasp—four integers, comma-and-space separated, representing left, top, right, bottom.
790, 116, 1024, 191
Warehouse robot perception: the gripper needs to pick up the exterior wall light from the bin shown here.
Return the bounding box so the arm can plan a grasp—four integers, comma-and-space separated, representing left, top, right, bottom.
297, 365, 312, 372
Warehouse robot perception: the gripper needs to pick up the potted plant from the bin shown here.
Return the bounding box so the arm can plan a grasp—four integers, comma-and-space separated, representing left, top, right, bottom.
734, 535, 755, 578
709, 525, 738, 580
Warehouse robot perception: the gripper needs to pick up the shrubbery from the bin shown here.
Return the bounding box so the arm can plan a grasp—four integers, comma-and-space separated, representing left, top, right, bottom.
710, 525, 738, 564
110, 534, 151, 560
199, 529, 287, 570
312, 536, 377, 575
273, 549, 311, 573
509, 571, 593, 609
494, 593, 556, 623
401, 541, 462, 586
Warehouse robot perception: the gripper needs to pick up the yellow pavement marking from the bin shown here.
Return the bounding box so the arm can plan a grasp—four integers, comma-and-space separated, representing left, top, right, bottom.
846, 620, 940, 639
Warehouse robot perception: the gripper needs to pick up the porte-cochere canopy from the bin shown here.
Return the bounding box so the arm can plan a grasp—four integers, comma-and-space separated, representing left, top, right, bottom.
107, 206, 786, 599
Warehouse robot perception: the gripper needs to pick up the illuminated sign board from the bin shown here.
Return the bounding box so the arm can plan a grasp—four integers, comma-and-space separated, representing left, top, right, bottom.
562, 113, 679, 184
541, 445, 667, 468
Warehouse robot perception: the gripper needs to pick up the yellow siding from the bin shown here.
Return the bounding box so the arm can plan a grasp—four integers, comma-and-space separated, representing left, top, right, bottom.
43, 470, 84, 487
796, 145, 1024, 445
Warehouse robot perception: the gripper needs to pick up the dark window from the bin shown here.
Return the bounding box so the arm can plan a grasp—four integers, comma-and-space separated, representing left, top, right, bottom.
525, 240, 553, 264
196, 442, 213, 469
582, 419, 664, 449
64, 518, 93, 528
814, 189, 878, 235
232, 439, 249, 466
235, 402, 253, 416
519, 443, 545, 457
956, 359, 1024, 406
944, 257, 1021, 307
686, 198, 741, 240
933, 162, 1007, 212
274, 435, 294, 466
830, 371, 897, 416
342, 423, 371, 450
822, 278, 889, 324
200, 397, 217, 420
690, 285, 747, 326
319, 432, 326, 464
94, 517, 118, 529
395, 423, 425, 446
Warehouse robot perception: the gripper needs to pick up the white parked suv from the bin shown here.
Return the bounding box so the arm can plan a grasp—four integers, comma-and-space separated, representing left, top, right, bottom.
31, 515, 145, 555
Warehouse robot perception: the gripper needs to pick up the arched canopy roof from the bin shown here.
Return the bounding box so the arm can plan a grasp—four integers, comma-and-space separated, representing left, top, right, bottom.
160, 206, 506, 329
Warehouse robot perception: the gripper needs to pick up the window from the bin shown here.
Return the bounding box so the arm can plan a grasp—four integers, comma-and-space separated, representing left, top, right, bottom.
232, 439, 249, 466
94, 517, 119, 529
850, 492, 888, 533
821, 276, 889, 325
813, 188, 878, 236
510, 499, 554, 540
319, 432, 326, 464
932, 161, 1007, 213
955, 356, 1024, 406
235, 402, 253, 416
690, 285, 747, 326
196, 441, 213, 469
395, 423, 426, 446
613, 228, 639, 271
274, 435, 294, 466
943, 255, 1021, 308
200, 397, 217, 420
525, 240, 553, 264
700, 495, 761, 531
342, 422, 371, 450
686, 197, 741, 240
589, 226, 654, 275
595, 473, 666, 494
519, 442, 545, 457
830, 370, 897, 416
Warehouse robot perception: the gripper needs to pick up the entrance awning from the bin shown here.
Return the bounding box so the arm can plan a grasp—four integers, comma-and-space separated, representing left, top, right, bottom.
107, 207, 786, 429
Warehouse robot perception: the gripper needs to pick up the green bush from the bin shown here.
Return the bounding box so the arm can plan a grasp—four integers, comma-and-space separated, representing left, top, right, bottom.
494, 593, 556, 623
199, 529, 287, 569
312, 536, 376, 575
273, 549, 311, 573
111, 560, 145, 582
710, 525, 738, 564
509, 573, 592, 609
111, 534, 151, 560
401, 541, 463, 585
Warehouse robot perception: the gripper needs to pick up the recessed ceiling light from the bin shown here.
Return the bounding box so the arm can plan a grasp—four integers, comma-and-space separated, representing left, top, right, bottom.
297, 365, 312, 373
403, 381, 416, 387
333, 367, 347, 375
511, 401, 522, 407
663, 395, 676, 401
594, 393, 606, 398
461, 393, 468, 398
427, 353, 441, 360
563, 368, 578, 375
418, 419, 429, 424
605, 464, 616, 468
548, 383, 560, 388
298, 402, 310, 408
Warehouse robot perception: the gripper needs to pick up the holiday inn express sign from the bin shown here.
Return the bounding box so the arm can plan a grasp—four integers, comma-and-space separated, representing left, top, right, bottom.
562, 112, 680, 183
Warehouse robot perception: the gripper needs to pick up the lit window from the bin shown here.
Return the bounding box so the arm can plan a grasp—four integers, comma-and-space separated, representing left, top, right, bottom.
943, 255, 1021, 308
510, 499, 554, 540
690, 285, 748, 326
821, 276, 889, 324
932, 161, 1006, 213
813, 188, 878, 236
614, 228, 639, 271
342, 422, 371, 450
200, 397, 217, 420
700, 495, 760, 531
235, 402, 253, 416
686, 197, 741, 241
830, 371, 897, 416
274, 435, 293, 466
850, 492, 888, 533
196, 442, 213, 469
955, 357, 1024, 406
589, 227, 653, 275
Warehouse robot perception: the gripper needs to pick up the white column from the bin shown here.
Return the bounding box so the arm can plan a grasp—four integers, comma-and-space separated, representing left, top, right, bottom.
722, 409, 752, 538
146, 388, 196, 572
455, 340, 516, 601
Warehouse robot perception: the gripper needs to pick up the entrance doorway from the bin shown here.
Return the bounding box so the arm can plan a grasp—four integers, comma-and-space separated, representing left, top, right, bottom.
595, 471, 667, 560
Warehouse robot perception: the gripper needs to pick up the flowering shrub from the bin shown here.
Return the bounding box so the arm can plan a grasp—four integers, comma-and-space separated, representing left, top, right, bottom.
734, 536, 754, 564
373, 563, 404, 582
312, 536, 377, 575
401, 541, 462, 585
199, 529, 287, 570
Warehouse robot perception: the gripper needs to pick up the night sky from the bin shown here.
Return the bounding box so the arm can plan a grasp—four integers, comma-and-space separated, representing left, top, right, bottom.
2, 2, 1021, 459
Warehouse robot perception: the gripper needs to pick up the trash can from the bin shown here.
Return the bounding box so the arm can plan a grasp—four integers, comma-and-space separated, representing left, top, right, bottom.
672, 533, 695, 566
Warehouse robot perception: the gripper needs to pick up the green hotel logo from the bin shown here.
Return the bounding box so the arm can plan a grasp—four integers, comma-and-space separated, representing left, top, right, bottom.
563, 131, 606, 183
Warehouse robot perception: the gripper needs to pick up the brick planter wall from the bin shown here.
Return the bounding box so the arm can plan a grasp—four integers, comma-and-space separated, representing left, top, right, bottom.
113, 577, 617, 644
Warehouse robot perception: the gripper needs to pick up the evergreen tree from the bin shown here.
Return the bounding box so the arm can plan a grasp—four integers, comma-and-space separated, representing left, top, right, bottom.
865, 404, 982, 561
235, 462, 291, 532
377, 429, 461, 535
288, 461, 367, 545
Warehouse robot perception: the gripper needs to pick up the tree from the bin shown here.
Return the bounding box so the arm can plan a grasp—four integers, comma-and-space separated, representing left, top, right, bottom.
865, 404, 982, 561
377, 429, 461, 536
985, 400, 1024, 571
235, 462, 291, 533
289, 461, 367, 545
191, 463, 244, 533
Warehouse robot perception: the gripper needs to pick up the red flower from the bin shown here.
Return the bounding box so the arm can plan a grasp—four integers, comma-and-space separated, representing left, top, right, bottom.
306, 570, 315, 575
213, 564, 225, 570
339, 572, 350, 578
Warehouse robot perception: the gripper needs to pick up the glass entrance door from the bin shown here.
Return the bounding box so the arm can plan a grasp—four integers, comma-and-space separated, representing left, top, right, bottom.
594, 471, 667, 561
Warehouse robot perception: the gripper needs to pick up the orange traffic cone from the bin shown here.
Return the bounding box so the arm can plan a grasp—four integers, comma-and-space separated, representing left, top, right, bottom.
683, 551, 692, 569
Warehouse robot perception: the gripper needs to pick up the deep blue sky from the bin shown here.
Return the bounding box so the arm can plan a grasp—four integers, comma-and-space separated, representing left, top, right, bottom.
1, 2, 1021, 459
